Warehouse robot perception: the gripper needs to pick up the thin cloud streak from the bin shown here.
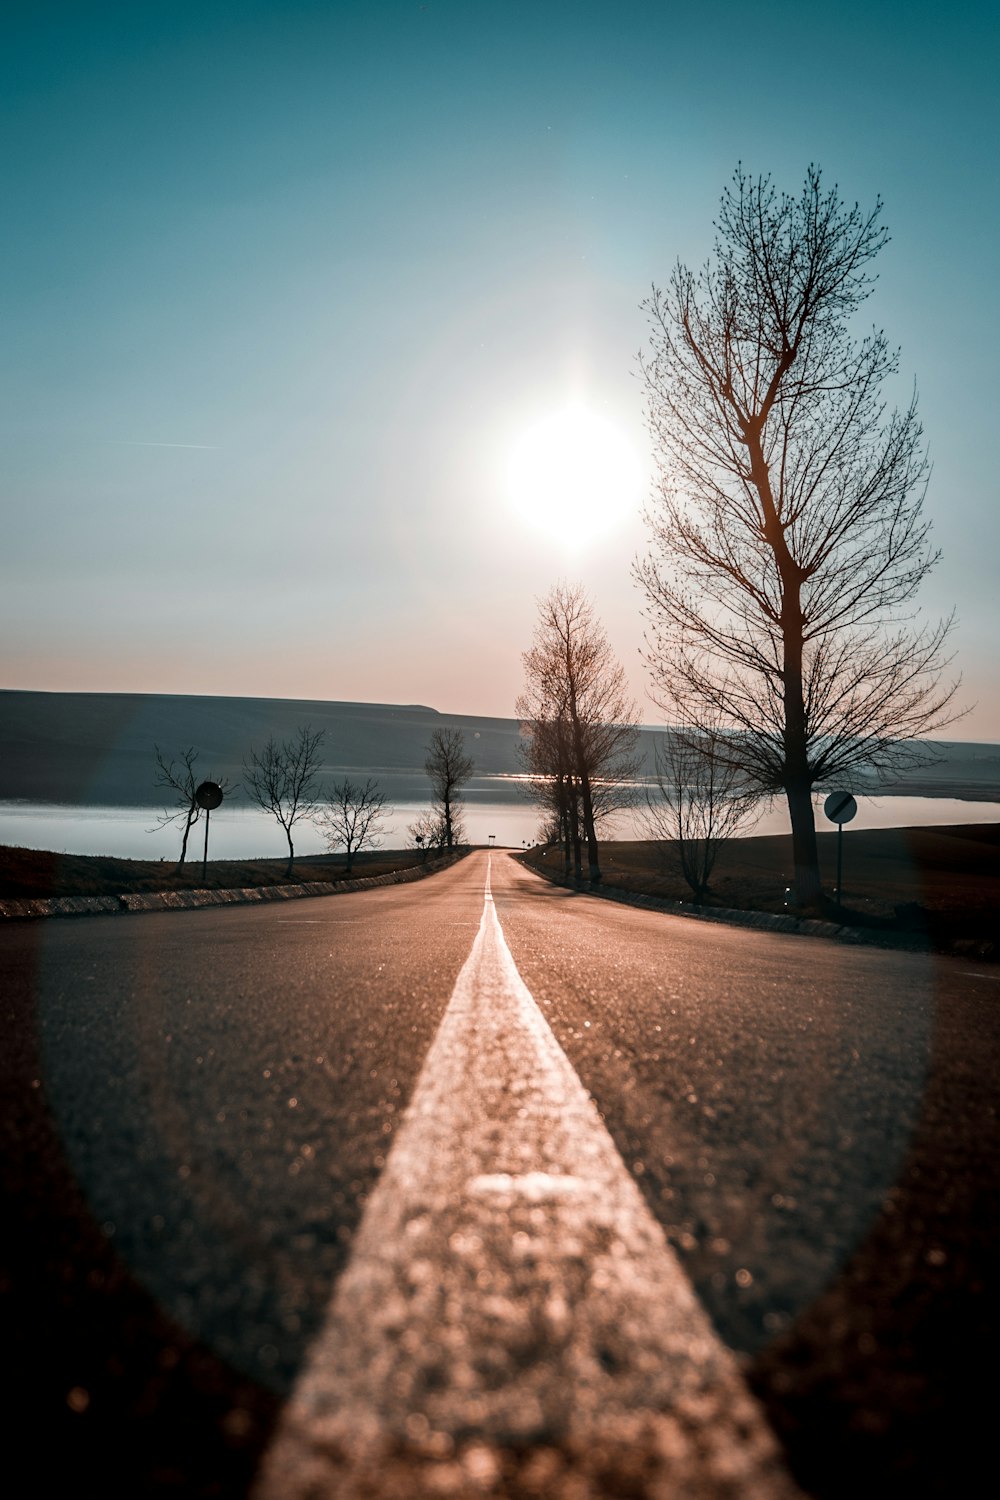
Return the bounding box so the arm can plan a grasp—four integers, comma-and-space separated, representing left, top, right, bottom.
114, 440, 219, 450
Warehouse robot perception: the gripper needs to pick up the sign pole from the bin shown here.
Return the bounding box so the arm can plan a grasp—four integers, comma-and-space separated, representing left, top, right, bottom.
823, 790, 857, 908
194, 781, 224, 883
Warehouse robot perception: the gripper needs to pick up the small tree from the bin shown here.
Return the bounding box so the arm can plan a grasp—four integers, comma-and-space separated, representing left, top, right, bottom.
242, 725, 325, 878
314, 778, 389, 874
637, 165, 960, 905
424, 729, 474, 850
517, 583, 639, 882
151, 745, 233, 865
645, 725, 759, 901
408, 809, 448, 860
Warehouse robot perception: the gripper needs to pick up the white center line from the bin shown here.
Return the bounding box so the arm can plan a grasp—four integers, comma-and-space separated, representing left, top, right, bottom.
254, 854, 802, 1498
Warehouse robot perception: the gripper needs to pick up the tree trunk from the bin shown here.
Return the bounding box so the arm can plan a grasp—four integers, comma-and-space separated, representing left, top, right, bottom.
443, 792, 453, 850
558, 782, 572, 876
785, 778, 821, 905
567, 699, 600, 882
782, 633, 822, 904
776, 546, 823, 906
568, 786, 583, 880
179, 804, 197, 864
580, 772, 601, 882
743, 432, 824, 906
679, 836, 706, 902
285, 831, 295, 880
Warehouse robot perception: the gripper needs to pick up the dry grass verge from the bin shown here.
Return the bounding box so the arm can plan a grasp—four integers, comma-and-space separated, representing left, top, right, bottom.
0, 845, 448, 901
521, 824, 1000, 958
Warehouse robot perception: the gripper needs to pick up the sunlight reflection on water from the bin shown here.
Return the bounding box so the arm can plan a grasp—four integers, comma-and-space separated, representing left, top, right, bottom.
0, 794, 997, 861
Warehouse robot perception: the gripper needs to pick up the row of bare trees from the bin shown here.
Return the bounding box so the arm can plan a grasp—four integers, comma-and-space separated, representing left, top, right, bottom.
154, 722, 478, 877
153, 727, 389, 878
518, 165, 959, 907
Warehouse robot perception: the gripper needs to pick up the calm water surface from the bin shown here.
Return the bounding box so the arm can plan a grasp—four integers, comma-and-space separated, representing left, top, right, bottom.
1, 796, 998, 861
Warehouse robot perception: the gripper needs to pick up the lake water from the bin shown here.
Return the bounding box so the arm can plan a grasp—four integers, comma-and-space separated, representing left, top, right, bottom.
1, 794, 998, 861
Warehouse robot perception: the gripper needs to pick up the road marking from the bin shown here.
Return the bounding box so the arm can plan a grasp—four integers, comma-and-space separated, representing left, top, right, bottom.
254, 854, 802, 1498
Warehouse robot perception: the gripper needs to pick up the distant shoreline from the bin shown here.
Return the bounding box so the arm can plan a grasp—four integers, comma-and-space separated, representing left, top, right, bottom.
2, 781, 1000, 809
3, 689, 999, 809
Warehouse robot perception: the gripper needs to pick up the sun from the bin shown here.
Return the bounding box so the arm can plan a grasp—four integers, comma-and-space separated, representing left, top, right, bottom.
506, 404, 643, 547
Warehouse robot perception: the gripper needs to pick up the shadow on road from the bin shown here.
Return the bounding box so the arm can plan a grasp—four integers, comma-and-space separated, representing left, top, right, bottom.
747, 965, 1000, 1499
0, 937, 279, 1498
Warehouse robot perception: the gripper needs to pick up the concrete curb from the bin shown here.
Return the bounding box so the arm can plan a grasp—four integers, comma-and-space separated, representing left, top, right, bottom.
0, 852, 470, 922
517, 858, 939, 956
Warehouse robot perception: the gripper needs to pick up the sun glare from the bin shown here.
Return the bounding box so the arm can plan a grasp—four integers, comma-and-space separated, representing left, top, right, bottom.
507, 405, 642, 548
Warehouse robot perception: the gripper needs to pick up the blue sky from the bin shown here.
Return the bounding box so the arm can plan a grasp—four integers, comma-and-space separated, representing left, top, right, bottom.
3, 0, 998, 736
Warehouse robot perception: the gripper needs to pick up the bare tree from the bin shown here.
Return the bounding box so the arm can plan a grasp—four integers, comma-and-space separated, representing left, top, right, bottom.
645, 724, 760, 901
424, 729, 474, 850
637, 165, 960, 906
151, 745, 233, 865
242, 725, 325, 878
517, 709, 582, 878
314, 777, 390, 874
517, 583, 639, 883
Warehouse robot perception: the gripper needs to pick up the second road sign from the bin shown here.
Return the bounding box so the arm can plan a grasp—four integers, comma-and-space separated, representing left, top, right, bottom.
824, 791, 857, 825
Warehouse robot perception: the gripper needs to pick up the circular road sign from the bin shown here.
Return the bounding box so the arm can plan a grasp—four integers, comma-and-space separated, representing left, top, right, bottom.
824, 791, 857, 825
195, 780, 224, 811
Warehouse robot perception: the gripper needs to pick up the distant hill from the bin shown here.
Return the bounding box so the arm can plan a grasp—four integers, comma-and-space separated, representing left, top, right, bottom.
1, 689, 997, 807
0, 690, 527, 805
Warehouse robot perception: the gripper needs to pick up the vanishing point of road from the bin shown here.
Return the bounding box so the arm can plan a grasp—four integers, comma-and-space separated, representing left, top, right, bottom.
2, 850, 997, 1498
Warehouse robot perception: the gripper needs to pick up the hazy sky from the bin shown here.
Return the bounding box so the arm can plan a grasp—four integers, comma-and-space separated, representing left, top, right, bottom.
3, 1, 998, 736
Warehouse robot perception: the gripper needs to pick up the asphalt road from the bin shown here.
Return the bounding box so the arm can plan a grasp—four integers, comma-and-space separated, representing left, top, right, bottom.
1, 850, 997, 1497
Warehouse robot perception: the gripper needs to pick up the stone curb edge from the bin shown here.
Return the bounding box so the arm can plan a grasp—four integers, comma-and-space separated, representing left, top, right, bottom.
0, 851, 470, 922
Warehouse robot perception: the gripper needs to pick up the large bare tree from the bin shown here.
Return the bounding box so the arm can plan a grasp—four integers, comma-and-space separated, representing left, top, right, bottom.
517, 583, 639, 883
424, 728, 474, 850
242, 725, 325, 878
637, 165, 959, 905
314, 777, 389, 875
